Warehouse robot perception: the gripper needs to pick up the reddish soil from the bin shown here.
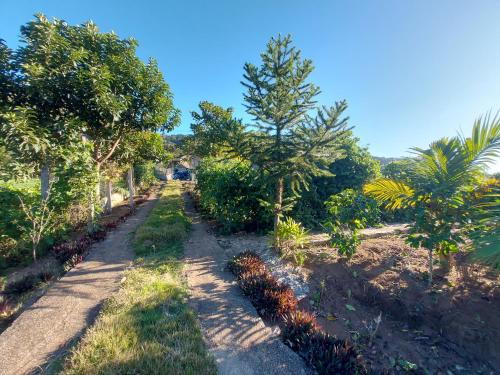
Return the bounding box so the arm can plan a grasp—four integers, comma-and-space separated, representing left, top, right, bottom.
300, 237, 499, 374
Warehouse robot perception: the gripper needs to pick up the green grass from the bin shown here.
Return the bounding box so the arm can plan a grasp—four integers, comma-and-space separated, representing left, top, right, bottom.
59, 182, 217, 375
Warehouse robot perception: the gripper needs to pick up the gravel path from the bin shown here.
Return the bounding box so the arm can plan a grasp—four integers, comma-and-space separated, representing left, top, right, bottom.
0, 195, 158, 375
183, 193, 309, 375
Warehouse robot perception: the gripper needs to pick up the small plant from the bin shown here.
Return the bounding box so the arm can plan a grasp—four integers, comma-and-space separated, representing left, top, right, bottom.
304, 332, 367, 375
227, 250, 266, 278
17, 181, 56, 261
324, 189, 379, 257
89, 228, 107, 242
364, 312, 382, 347
271, 217, 309, 266
51, 235, 92, 263
4, 274, 40, 295
281, 310, 320, 351
228, 250, 366, 374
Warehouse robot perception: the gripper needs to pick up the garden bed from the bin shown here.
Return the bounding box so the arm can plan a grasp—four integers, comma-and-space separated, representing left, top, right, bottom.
303, 237, 498, 374
220, 232, 499, 374
0, 192, 154, 334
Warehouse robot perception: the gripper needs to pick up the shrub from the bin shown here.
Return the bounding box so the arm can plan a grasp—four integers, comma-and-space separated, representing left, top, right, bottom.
324, 189, 380, 257
196, 158, 272, 233
238, 271, 297, 320
281, 310, 320, 351
305, 332, 367, 375
4, 274, 40, 295
134, 162, 158, 192
51, 236, 92, 263
89, 229, 107, 242
228, 251, 297, 320
227, 250, 266, 278
293, 138, 380, 228
228, 250, 367, 374
271, 217, 309, 266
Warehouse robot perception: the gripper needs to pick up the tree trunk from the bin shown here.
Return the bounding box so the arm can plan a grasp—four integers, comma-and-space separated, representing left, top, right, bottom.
127, 167, 135, 210
88, 163, 101, 232
104, 179, 113, 214
40, 163, 50, 201
273, 177, 284, 249
32, 243, 37, 262
428, 248, 433, 287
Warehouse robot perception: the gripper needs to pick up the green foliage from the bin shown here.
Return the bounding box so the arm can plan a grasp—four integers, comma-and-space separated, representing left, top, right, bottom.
293, 137, 380, 227
187, 101, 245, 157
324, 189, 380, 257
271, 217, 309, 266
382, 158, 416, 184
238, 34, 351, 238
467, 180, 500, 269
134, 162, 158, 192
0, 180, 38, 267
196, 158, 272, 233
365, 115, 500, 283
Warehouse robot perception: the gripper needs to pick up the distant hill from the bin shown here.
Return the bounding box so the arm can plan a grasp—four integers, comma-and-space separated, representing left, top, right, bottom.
163, 134, 189, 146
374, 156, 404, 168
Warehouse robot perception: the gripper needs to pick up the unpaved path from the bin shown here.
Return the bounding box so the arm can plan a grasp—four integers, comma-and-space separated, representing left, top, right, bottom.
0, 195, 158, 375
183, 192, 309, 375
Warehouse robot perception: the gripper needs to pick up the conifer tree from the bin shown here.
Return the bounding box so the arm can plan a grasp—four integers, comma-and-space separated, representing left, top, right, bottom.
241, 34, 351, 243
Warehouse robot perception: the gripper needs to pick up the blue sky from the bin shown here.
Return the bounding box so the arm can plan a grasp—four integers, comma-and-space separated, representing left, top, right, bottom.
1, 1, 499, 171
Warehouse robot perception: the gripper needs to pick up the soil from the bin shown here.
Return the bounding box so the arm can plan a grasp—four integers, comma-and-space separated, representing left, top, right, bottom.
306, 239, 499, 374
216, 230, 499, 374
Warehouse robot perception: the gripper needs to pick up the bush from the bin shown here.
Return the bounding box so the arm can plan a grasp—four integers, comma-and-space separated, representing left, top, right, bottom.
51, 236, 92, 263
271, 217, 309, 266
196, 158, 272, 233
0, 180, 38, 268
227, 250, 266, 277
4, 274, 40, 295
324, 189, 380, 257
134, 162, 158, 192
228, 252, 297, 320
281, 310, 320, 351
305, 332, 367, 375
228, 251, 366, 374
293, 138, 380, 228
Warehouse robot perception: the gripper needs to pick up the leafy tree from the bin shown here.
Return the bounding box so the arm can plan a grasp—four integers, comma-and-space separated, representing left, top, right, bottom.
324, 189, 380, 257
113, 131, 171, 210
61, 19, 178, 220
365, 115, 500, 285
187, 101, 244, 157
2, 16, 82, 198
239, 35, 351, 245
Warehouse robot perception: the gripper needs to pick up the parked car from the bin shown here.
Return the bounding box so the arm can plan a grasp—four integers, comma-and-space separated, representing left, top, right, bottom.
173, 170, 191, 180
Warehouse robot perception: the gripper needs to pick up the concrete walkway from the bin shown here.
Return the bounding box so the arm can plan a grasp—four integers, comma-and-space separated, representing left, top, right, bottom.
183, 193, 309, 375
0, 196, 158, 375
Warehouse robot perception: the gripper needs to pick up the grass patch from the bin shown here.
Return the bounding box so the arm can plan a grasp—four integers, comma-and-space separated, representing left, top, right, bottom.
60, 182, 217, 375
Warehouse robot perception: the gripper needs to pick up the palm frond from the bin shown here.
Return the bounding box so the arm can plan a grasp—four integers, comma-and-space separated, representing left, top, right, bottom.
459, 112, 500, 168
364, 178, 414, 210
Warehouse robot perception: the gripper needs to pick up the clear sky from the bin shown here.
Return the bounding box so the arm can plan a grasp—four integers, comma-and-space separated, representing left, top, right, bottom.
1, 1, 499, 171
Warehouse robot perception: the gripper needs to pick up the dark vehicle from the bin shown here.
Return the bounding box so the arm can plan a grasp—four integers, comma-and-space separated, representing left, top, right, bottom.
173, 170, 191, 180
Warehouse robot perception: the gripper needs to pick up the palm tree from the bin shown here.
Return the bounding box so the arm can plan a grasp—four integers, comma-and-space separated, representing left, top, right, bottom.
364, 114, 500, 286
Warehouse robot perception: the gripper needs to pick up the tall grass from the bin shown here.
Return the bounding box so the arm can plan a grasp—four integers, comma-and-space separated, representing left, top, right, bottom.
60, 182, 217, 375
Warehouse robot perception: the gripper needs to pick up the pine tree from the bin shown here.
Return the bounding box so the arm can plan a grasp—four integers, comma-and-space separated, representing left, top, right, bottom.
241, 34, 351, 244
